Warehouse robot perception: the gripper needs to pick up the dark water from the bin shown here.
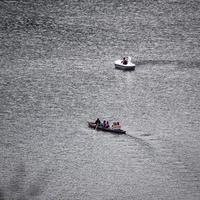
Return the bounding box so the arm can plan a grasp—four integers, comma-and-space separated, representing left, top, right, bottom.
0, 0, 200, 199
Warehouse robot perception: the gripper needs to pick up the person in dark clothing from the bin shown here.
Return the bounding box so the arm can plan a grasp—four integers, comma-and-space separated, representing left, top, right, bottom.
121, 57, 128, 65
95, 118, 101, 125
95, 118, 101, 128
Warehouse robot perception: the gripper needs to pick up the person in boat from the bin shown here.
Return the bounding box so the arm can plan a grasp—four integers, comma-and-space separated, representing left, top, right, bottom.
95, 118, 101, 128
95, 118, 100, 124
105, 121, 110, 128
103, 120, 106, 128
116, 122, 121, 129
121, 57, 128, 65
112, 122, 117, 128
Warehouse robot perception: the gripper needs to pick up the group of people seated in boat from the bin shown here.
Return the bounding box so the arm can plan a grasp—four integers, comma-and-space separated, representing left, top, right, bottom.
94, 118, 121, 129
112, 122, 121, 129
121, 57, 128, 65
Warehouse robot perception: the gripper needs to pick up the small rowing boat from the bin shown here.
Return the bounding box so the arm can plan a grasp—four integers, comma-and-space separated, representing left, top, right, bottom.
114, 56, 135, 71
88, 122, 126, 134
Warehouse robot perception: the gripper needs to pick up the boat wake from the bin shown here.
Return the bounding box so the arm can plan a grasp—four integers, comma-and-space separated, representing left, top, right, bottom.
122, 132, 155, 152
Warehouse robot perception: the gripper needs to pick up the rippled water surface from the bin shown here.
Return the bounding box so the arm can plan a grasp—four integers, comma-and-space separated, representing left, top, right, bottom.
0, 0, 200, 199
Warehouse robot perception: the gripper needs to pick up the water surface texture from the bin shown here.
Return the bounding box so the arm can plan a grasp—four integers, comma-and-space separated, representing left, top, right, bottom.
0, 0, 200, 199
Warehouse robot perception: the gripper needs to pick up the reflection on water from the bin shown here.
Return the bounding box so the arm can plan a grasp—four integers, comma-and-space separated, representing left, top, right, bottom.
0, 163, 51, 199
1, 0, 200, 199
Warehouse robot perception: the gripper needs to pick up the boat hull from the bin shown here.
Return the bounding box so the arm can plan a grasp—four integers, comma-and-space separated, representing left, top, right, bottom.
88, 122, 126, 134
115, 64, 135, 70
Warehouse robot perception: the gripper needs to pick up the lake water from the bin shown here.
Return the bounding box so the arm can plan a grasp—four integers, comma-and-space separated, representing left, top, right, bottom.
0, 0, 200, 199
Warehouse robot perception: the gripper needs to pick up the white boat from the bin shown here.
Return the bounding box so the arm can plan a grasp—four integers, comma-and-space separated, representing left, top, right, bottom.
114, 57, 135, 70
